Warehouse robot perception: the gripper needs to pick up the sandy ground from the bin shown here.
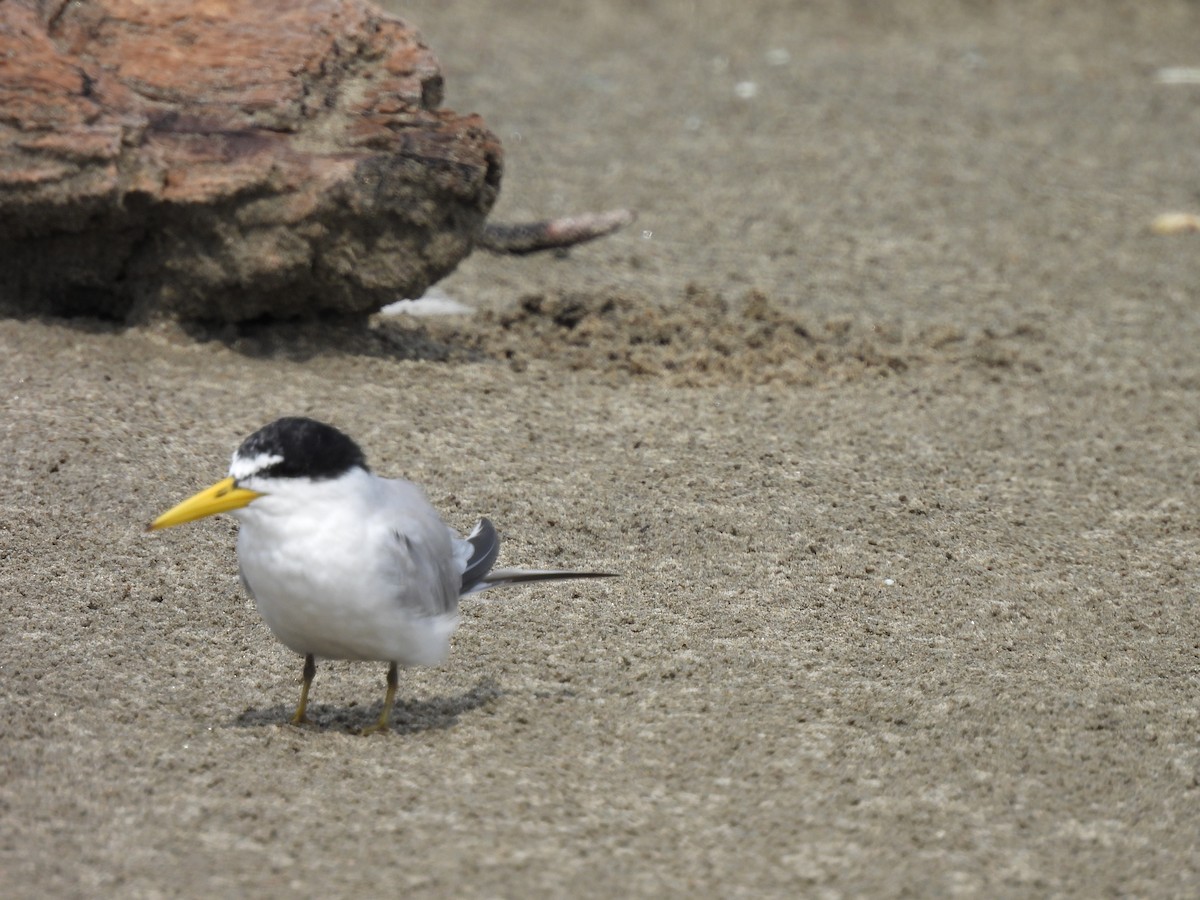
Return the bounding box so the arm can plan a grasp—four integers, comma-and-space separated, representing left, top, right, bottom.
4, 1, 1200, 896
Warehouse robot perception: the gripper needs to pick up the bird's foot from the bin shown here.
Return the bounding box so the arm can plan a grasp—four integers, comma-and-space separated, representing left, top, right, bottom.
359, 662, 398, 735
359, 717, 390, 736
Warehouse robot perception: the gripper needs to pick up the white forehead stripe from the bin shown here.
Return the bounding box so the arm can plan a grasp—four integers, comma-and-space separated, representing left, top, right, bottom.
229, 452, 284, 480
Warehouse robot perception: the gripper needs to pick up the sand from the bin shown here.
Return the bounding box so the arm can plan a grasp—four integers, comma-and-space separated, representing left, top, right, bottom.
4, 1, 1200, 896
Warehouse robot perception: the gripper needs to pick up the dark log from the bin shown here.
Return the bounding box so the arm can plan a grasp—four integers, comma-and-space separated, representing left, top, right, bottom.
478, 209, 636, 256
0, 0, 503, 322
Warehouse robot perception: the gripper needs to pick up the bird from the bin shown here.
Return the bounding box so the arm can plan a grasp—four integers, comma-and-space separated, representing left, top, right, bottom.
149, 416, 613, 734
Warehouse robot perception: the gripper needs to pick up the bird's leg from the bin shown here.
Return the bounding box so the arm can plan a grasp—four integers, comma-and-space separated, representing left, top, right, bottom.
291, 654, 316, 725
361, 662, 398, 735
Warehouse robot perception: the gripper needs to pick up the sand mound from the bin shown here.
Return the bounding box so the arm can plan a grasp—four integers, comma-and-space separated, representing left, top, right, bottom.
376, 285, 1040, 385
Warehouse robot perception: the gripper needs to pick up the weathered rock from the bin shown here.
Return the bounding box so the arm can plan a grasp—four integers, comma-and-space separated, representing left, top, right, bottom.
0, 0, 502, 322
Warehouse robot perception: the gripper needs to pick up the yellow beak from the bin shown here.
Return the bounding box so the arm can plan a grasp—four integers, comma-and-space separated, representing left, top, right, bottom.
148, 477, 263, 531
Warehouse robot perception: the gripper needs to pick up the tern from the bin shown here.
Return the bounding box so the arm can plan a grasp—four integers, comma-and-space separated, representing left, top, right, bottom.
149, 417, 612, 733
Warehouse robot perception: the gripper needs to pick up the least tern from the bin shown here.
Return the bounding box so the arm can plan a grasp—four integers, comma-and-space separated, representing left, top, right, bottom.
150, 417, 612, 733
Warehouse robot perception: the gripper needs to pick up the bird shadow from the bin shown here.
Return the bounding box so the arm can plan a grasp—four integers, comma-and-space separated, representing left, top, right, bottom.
231, 676, 503, 735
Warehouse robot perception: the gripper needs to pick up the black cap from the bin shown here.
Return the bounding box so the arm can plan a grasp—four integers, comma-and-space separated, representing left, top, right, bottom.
235, 417, 369, 480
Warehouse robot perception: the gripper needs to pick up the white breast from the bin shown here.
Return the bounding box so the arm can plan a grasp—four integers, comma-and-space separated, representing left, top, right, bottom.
232, 469, 463, 665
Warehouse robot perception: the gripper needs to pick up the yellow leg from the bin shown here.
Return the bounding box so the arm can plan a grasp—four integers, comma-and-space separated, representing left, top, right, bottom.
290, 654, 316, 725
361, 662, 398, 735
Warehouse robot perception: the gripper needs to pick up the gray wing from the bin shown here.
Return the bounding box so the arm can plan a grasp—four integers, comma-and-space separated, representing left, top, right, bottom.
388, 525, 462, 617
378, 478, 464, 617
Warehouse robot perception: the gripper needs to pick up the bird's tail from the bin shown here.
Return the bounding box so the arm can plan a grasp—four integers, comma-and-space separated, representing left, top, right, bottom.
460, 518, 615, 595
470, 568, 617, 593
461, 518, 501, 592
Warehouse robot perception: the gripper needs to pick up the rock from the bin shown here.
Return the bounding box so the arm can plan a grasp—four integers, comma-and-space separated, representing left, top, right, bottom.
0, 0, 502, 322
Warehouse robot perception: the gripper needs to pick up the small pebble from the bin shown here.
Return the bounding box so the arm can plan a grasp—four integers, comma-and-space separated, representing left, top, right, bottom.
1154, 67, 1200, 85
1151, 212, 1200, 235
